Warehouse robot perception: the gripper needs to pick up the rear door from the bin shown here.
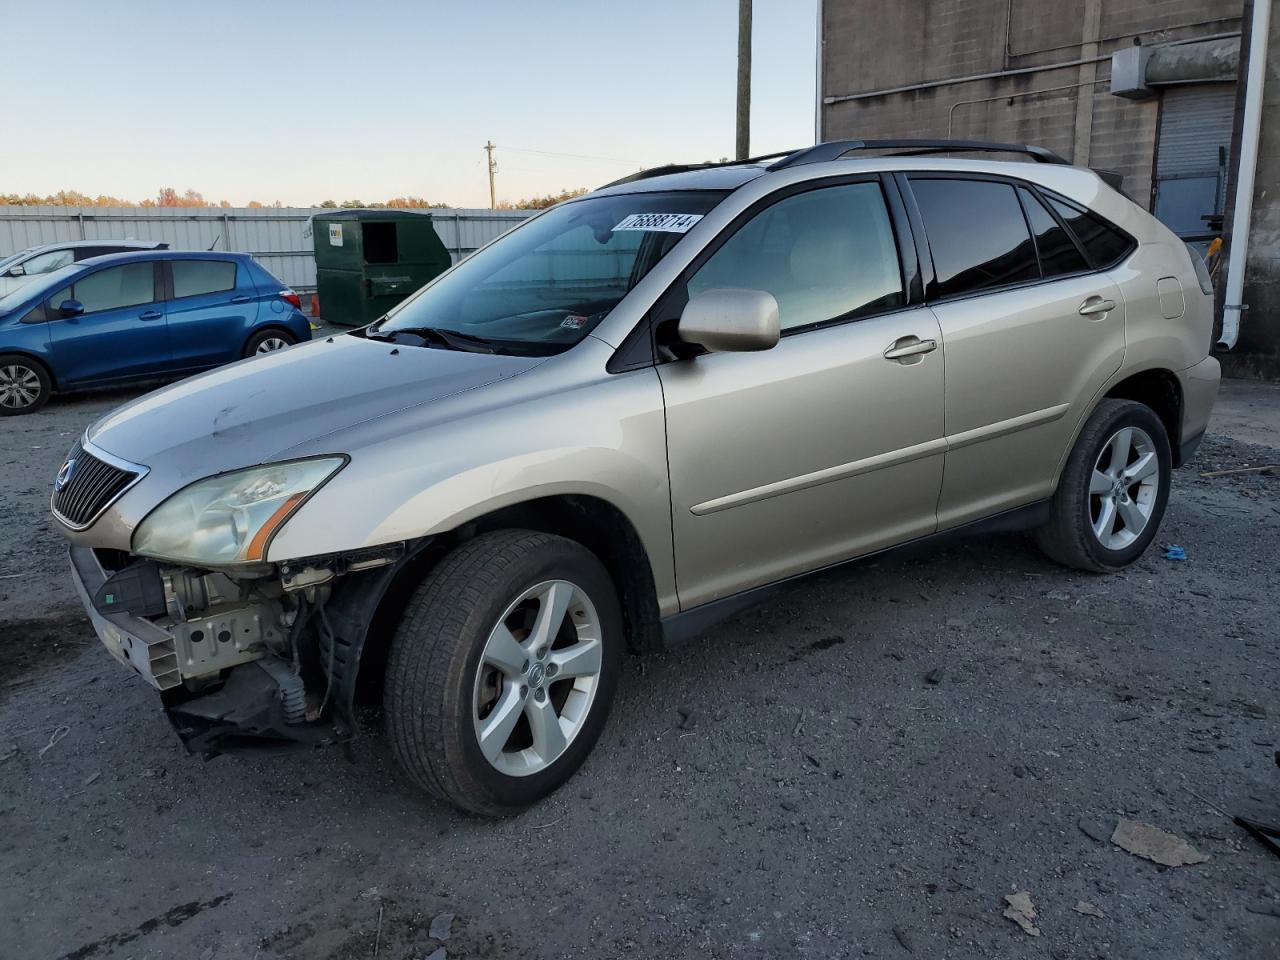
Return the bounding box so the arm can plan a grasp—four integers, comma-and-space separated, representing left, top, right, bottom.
905, 175, 1127, 529
47, 261, 170, 385
162, 258, 257, 371
657, 176, 946, 609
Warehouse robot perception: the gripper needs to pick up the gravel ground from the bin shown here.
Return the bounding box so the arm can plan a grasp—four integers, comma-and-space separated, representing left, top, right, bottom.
1, 381, 1278, 960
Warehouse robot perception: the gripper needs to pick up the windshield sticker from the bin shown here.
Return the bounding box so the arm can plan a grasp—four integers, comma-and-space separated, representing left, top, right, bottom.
560, 314, 586, 329
611, 213, 703, 234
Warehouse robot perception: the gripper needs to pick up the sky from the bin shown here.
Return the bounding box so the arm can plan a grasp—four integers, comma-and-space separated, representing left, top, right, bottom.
3, 0, 818, 208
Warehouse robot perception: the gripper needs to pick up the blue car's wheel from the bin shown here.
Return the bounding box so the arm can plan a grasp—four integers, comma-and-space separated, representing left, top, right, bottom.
0, 354, 51, 415
244, 329, 296, 359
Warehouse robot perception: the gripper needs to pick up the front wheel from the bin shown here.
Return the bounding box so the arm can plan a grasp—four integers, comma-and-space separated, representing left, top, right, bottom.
384, 530, 623, 816
1036, 399, 1172, 572
0, 354, 52, 415
243, 329, 296, 358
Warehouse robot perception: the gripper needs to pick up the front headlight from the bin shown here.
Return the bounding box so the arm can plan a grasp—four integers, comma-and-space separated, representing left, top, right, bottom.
133, 457, 346, 566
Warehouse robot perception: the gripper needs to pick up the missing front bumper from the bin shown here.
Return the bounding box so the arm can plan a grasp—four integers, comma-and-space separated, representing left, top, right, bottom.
161, 659, 338, 756
69, 545, 340, 755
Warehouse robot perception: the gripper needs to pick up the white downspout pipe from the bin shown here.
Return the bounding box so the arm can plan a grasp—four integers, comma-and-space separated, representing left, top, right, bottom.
1219, 0, 1271, 350
814, 0, 824, 144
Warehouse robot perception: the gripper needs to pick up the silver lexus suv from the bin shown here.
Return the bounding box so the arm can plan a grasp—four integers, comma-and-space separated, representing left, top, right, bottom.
53, 140, 1220, 815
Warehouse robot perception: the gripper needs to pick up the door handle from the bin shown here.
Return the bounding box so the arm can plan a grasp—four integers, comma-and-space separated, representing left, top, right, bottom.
138, 310, 163, 321
883, 336, 938, 362
230, 294, 252, 304
1078, 296, 1116, 317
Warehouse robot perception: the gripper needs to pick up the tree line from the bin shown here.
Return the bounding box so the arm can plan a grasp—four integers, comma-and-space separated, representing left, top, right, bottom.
2, 186, 591, 210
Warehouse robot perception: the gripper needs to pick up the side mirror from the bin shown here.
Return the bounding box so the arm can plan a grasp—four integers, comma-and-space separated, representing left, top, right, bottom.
6, 264, 24, 277
677, 287, 780, 353
58, 299, 85, 318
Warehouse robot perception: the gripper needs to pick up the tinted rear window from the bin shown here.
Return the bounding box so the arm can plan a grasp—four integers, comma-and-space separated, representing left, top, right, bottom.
1047, 198, 1135, 268
910, 178, 1039, 299
172, 260, 237, 298
1018, 188, 1089, 278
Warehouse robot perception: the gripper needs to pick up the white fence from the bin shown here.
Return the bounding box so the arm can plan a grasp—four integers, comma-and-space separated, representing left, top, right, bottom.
0, 206, 531, 293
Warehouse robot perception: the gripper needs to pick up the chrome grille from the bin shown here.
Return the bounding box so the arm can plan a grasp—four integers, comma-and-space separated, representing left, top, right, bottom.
52, 442, 141, 530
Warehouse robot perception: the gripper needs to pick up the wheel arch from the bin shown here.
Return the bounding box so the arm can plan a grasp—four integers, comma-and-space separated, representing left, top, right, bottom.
0, 349, 57, 390
1102, 367, 1184, 464
332, 492, 664, 712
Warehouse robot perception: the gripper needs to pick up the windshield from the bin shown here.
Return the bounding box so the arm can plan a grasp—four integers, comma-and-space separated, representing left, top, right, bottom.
0, 262, 86, 314
369, 190, 726, 354
0, 248, 35, 272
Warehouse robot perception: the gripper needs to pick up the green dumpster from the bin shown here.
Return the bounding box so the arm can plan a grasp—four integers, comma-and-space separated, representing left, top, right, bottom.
312, 209, 452, 327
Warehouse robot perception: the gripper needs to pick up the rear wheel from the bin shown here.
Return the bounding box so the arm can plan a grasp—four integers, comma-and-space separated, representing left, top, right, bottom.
0, 355, 51, 415
384, 530, 623, 817
243, 329, 295, 357
1036, 399, 1172, 572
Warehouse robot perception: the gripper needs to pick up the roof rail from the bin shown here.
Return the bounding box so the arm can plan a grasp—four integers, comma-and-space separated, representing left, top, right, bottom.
601, 151, 795, 189
767, 139, 1070, 171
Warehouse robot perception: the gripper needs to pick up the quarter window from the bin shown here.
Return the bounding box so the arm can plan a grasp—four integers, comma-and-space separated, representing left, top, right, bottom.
687, 181, 904, 332
53, 263, 155, 314
910, 178, 1039, 299
1046, 198, 1135, 268
172, 260, 237, 298
1018, 188, 1089, 278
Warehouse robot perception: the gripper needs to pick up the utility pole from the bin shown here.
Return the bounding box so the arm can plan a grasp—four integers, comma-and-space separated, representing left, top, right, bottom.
736, 0, 752, 160
484, 141, 497, 209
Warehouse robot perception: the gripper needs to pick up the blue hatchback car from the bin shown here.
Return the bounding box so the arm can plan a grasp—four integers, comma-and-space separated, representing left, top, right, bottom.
0, 250, 312, 414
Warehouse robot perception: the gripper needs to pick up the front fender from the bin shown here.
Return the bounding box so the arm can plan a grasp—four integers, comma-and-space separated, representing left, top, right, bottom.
267, 359, 677, 614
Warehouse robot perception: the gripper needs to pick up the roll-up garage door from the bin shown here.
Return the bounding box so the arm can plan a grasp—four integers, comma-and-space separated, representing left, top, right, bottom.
1154, 84, 1236, 242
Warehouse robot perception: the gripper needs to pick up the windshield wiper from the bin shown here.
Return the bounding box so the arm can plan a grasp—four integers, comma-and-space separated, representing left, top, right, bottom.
367, 325, 495, 353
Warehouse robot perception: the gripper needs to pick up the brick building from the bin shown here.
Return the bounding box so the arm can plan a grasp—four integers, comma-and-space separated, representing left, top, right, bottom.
818, 0, 1278, 378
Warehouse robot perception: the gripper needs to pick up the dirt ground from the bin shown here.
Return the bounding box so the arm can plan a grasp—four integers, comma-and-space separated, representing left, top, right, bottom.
1, 380, 1277, 960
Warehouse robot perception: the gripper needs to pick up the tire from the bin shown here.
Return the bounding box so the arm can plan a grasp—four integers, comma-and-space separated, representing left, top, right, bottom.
243, 328, 296, 358
385, 530, 624, 817
0, 354, 52, 415
1036, 399, 1172, 572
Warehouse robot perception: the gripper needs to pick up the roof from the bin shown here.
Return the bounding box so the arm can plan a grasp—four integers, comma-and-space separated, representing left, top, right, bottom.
590, 139, 1121, 197
73, 249, 253, 268
24, 239, 168, 252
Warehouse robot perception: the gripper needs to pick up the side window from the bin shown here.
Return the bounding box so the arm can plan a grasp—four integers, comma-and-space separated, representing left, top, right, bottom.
1018, 188, 1089, 278
22, 249, 74, 275
687, 181, 904, 332
67, 263, 155, 314
1046, 198, 1134, 268
171, 260, 237, 299
910, 178, 1039, 299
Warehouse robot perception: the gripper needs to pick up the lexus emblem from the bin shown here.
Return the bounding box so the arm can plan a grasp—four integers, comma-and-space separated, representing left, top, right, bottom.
55, 458, 76, 492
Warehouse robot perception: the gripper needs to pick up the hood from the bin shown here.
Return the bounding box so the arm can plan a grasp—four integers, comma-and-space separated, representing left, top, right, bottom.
86, 334, 544, 482
0, 274, 33, 299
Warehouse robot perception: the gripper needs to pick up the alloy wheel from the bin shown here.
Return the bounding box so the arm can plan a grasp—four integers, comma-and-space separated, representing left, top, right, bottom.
0, 363, 41, 410
255, 337, 290, 354
1089, 425, 1160, 550
472, 579, 603, 777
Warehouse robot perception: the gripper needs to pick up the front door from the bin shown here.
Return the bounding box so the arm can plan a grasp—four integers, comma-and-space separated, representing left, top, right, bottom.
656, 179, 946, 609
47, 261, 171, 385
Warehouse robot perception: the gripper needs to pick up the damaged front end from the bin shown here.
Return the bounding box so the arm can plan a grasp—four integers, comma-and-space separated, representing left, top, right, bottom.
69, 542, 415, 756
